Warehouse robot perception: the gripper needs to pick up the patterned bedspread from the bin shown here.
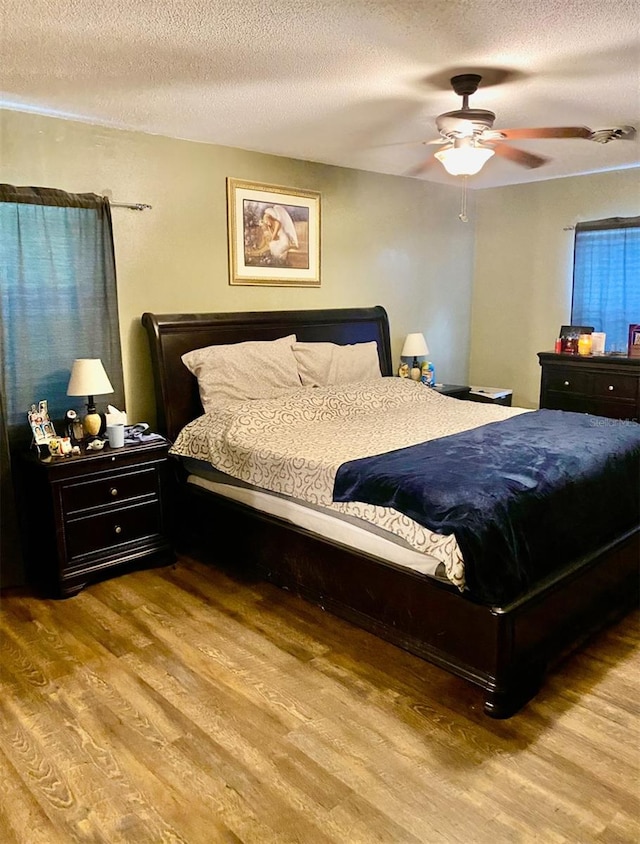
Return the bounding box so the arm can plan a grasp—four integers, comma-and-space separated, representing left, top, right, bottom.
170, 378, 528, 591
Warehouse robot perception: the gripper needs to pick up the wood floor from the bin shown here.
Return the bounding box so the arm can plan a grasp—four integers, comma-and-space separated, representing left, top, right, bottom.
1, 556, 639, 844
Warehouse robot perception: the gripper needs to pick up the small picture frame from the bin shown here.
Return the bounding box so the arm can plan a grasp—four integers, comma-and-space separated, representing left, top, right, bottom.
628, 323, 640, 358
559, 324, 593, 338
28, 400, 57, 446
559, 324, 593, 354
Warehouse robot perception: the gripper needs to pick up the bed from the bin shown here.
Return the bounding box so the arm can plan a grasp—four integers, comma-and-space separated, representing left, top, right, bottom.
142, 305, 640, 718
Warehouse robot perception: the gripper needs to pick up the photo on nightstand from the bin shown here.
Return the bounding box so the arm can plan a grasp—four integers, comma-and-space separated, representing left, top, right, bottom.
28, 400, 56, 447
65, 409, 85, 444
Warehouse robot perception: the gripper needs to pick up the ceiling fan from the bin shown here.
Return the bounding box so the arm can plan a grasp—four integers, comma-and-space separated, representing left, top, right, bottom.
413, 73, 597, 177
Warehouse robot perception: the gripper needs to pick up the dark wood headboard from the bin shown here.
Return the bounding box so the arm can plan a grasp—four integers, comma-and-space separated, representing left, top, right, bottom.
142, 306, 393, 441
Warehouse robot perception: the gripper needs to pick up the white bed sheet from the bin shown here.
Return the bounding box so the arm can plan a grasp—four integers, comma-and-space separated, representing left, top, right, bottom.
170, 378, 529, 591
185, 466, 450, 580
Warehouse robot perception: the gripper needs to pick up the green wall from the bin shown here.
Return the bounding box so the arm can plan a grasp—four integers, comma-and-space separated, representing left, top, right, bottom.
1, 109, 475, 427
472, 169, 640, 407
3, 107, 637, 421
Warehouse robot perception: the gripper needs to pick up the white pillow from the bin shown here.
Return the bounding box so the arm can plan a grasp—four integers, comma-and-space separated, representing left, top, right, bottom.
292, 341, 382, 387
182, 334, 301, 411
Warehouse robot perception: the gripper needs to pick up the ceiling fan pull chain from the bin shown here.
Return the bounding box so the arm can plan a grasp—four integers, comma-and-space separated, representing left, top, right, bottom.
459, 176, 469, 223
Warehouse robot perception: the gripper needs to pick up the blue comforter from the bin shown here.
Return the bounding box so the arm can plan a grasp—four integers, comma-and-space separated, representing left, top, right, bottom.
333, 410, 640, 606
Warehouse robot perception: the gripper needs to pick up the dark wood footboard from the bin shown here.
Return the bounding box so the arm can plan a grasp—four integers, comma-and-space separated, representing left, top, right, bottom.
178, 478, 639, 718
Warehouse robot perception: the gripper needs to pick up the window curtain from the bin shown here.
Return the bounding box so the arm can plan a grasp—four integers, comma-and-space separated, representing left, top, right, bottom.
571, 216, 640, 352
0, 185, 124, 587
0, 387, 22, 587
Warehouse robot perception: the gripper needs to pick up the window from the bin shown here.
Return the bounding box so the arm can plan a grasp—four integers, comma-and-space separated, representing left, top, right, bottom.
0, 185, 124, 443
571, 216, 640, 353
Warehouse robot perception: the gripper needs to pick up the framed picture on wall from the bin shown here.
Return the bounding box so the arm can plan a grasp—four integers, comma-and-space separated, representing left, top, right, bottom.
227, 178, 321, 287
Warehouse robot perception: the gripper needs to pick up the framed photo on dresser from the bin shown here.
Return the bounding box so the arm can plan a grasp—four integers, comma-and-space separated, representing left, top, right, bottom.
628, 323, 640, 358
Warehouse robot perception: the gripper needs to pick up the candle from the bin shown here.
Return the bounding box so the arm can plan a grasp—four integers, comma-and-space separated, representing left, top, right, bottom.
578, 334, 592, 356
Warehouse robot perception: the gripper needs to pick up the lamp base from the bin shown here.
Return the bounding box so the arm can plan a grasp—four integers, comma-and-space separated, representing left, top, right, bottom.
410, 357, 421, 381
83, 411, 102, 438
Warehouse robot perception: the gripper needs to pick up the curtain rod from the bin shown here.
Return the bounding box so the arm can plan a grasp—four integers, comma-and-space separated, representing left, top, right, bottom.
109, 201, 152, 211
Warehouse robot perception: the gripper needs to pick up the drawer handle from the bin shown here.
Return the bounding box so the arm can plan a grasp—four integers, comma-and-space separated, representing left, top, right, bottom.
114, 525, 122, 535
563, 380, 570, 387
608, 385, 614, 391
110, 487, 119, 497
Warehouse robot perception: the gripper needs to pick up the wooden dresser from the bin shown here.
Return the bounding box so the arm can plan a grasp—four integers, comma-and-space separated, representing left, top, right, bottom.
538, 352, 640, 421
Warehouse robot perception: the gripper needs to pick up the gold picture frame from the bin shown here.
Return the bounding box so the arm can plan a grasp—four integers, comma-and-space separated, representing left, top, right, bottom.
227, 178, 321, 287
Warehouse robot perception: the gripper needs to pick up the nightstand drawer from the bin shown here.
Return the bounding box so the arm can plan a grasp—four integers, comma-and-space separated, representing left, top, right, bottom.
591, 373, 637, 400
65, 500, 162, 561
62, 467, 159, 514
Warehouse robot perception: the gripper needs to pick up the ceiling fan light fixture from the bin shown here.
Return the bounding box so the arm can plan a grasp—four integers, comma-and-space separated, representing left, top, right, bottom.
434, 142, 495, 176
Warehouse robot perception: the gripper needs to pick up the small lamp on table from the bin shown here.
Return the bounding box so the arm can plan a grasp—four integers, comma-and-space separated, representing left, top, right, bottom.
66, 359, 114, 438
401, 333, 429, 381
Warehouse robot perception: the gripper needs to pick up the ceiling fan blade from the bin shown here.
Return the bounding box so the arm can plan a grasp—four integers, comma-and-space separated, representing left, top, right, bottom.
490, 142, 549, 169
493, 126, 592, 141
370, 137, 446, 149
404, 154, 440, 177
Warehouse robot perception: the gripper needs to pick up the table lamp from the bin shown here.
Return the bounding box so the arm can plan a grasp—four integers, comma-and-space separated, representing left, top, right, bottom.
401, 333, 429, 381
67, 359, 114, 437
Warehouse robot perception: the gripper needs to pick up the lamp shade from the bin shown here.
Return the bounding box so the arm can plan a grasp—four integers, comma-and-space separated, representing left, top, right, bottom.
401, 333, 429, 358
67, 359, 114, 398
434, 142, 495, 176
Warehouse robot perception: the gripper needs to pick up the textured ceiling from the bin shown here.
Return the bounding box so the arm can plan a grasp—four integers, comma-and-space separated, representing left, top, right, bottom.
1, 0, 639, 189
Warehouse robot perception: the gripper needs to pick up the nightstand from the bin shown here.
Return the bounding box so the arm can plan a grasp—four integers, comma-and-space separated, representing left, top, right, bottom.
20, 439, 175, 597
467, 388, 513, 407
432, 384, 472, 400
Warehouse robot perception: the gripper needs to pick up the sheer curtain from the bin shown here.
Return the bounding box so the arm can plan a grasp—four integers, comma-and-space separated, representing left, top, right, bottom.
0, 185, 124, 587
571, 216, 640, 352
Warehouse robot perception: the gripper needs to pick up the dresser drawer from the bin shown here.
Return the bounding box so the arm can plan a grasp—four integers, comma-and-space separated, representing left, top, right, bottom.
589, 399, 638, 420
591, 372, 638, 400
62, 467, 159, 514
65, 500, 162, 562
544, 370, 589, 395
542, 392, 591, 414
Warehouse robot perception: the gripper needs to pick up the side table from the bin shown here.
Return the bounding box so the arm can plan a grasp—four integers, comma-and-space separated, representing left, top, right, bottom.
467, 388, 513, 407
432, 384, 472, 400
19, 438, 175, 597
